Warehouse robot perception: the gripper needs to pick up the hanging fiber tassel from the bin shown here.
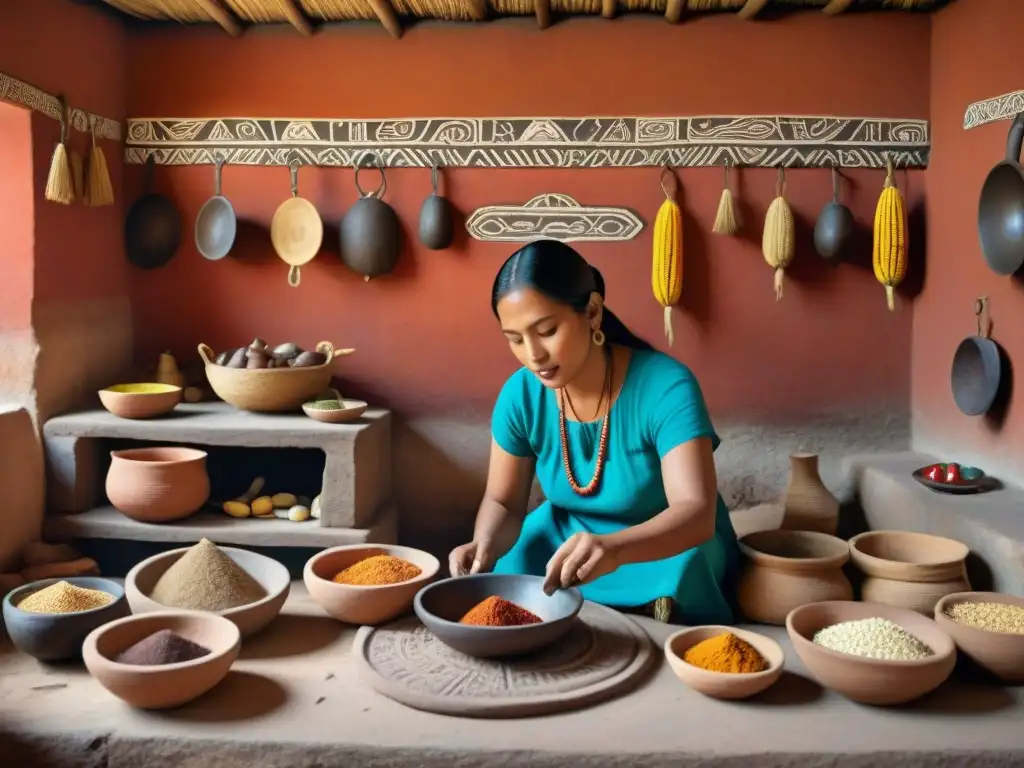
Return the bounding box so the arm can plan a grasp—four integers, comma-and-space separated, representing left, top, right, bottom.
85, 117, 114, 206
45, 95, 75, 205
712, 159, 739, 235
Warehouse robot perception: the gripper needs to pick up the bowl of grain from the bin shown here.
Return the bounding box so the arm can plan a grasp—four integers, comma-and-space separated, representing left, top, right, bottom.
786, 600, 956, 706
304, 544, 440, 625
413, 573, 583, 659
98, 382, 182, 420
83, 610, 241, 709
2, 577, 130, 662
934, 591, 1024, 683
664, 625, 785, 700
125, 539, 290, 639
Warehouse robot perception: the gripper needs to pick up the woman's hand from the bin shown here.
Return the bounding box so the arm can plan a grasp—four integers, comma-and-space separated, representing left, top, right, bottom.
448, 539, 496, 577
543, 532, 619, 595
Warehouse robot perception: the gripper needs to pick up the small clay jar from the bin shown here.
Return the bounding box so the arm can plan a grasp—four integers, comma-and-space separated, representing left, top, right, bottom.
106, 447, 210, 523
737, 529, 853, 626
779, 453, 840, 536
849, 531, 972, 615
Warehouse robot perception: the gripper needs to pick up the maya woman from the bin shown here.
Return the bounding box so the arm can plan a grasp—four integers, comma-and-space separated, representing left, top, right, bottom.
448, 239, 741, 624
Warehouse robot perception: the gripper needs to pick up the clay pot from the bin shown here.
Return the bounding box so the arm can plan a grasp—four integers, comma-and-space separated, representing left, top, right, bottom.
779, 453, 839, 535
849, 530, 971, 615
105, 447, 210, 523
934, 592, 1024, 683
737, 529, 853, 626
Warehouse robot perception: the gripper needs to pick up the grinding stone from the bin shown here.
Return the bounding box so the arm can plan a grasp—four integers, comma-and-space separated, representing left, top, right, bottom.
353, 601, 657, 718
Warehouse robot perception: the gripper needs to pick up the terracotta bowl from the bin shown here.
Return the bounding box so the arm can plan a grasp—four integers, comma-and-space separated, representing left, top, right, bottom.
786, 600, 957, 706
83, 610, 240, 709
99, 383, 182, 419
105, 446, 210, 523
736, 529, 853, 625
2, 577, 130, 662
413, 573, 584, 659
126, 546, 290, 638
302, 399, 369, 424
304, 544, 440, 625
849, 530, 972, 615
664, 625, 785, 700
934, 591, 1024, 683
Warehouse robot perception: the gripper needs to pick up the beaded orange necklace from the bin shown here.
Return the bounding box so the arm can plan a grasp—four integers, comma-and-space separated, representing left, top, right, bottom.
558, 350, 613, 496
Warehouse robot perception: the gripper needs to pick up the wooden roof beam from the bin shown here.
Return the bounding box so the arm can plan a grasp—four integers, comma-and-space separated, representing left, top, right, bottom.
737, 0, 770, 19
277, 0, 315, 35
822, 0, 854, 14
465, 0, 488, 20
535, 0, 551, 28
665, 0, 684, 23
194, 0, 243, 36
602, 0, 616, 19
367, 0, 403, 37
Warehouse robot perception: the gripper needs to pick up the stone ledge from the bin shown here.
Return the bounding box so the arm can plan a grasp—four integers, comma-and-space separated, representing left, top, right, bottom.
842, 451, 1024, 594
0, 585, 1021, 768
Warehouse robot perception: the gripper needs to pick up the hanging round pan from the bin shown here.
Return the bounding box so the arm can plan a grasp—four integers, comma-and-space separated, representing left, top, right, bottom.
951, 296, 1004, 416
195, 155, 236, 261
125, 154, 182, 269
270, 161, 323, 288
978, 112, 1024, 276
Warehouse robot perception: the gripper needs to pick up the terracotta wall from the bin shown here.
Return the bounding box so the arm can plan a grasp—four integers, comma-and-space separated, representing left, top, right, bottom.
0, 0, 132, 568
121, 14, 930, 541
913, 0, 1024, 484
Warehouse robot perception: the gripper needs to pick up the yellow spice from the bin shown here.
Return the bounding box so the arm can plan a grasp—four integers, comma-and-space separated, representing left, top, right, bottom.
17, 581, 114, 614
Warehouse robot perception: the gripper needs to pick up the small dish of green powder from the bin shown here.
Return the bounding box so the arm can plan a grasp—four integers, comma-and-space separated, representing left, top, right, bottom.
16, 581, 115, 614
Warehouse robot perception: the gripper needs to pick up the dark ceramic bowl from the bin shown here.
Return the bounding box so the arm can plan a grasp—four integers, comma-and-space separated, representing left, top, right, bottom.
413, 573, 583, 659
3, 577, 130, 662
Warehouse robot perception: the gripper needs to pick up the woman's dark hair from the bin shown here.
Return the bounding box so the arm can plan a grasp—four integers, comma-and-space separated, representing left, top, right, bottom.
490, 240, 653, 351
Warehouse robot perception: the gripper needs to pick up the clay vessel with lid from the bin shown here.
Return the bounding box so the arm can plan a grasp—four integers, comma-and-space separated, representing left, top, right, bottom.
105, 447, 210, 523
849, 530, 971, 615
779, 453, 839, 535
736, 529, 853, 625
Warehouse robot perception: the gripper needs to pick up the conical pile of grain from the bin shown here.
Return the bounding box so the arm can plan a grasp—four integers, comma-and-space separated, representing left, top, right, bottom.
150, 538, 266, 612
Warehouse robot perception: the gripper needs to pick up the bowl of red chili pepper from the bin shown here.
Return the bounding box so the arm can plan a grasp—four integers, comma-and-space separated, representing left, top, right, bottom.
413, 573, 583, 658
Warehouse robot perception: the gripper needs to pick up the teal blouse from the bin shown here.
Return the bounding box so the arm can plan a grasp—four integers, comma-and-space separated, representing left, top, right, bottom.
490, 349, 739, 624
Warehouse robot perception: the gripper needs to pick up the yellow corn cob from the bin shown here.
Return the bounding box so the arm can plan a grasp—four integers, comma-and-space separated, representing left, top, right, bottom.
873, 157, 907, 312
762, 168, 795, 301
652, 183, 683, 346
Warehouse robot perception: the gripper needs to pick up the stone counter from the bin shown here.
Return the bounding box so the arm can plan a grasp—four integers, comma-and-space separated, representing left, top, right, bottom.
1, 585, 1022, 768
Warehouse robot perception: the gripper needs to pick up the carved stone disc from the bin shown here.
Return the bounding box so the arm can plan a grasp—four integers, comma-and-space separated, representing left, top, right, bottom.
353, 601, 657, 718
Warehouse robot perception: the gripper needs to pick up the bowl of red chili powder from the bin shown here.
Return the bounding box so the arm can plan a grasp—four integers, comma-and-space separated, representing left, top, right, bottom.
83, 610, 241, 710
413, 574, 583, 658
304, 544, 441, 625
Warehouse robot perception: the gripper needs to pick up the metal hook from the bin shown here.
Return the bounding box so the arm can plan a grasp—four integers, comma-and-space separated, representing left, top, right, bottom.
431, 162, 441, 195
288, 160, 300, 197
776, 166, 786, 197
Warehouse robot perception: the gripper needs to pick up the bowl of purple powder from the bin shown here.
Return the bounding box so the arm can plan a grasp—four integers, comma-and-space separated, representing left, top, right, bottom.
82, 610, 241, 709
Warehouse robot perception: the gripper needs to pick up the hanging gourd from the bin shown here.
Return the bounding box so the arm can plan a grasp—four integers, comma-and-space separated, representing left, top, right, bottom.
762, 167, 795, 301
872, 155, 907, 312
652, 166, 683, 346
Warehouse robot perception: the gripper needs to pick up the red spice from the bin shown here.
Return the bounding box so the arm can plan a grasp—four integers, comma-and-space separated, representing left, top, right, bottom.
459, 595, 543, 627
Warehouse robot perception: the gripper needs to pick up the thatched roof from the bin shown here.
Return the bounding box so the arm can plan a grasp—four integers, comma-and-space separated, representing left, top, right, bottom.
84, 0, 952, 39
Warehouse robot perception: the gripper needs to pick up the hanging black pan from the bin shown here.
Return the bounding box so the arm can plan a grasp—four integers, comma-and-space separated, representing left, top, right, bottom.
951, 296, 1003, 416
125, 154, 182, 270
978, 112, 1024, 276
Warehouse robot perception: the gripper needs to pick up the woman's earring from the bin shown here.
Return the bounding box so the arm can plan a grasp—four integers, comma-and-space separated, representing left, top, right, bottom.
592, 329, 606, 346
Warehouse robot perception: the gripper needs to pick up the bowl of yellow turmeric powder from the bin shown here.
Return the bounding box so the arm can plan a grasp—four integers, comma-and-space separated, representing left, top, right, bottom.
304, 544, 440, 626
3, 577, 130, 662
664, 625, 784, 700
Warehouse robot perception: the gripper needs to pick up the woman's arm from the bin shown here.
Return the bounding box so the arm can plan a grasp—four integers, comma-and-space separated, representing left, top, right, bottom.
600, 436, 718, 565
471, 439, 537, 565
